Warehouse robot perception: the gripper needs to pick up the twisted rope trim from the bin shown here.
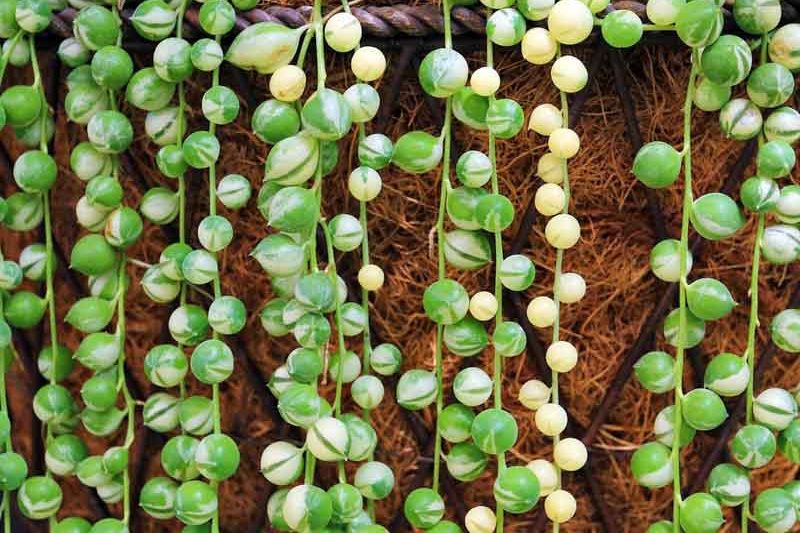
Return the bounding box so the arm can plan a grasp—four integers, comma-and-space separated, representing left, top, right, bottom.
47, 1, 800, 41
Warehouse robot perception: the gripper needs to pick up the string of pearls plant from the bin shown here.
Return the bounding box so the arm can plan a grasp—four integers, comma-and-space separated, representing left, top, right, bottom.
1, 0, 69, 526
57, 0, 144, 528
131, 0, 249, 528
241, 1, 394, 530
628, 3, 800, 532
505, 0, 602, 529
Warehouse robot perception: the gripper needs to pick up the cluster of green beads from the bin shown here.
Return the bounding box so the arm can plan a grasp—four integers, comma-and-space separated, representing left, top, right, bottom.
56, 0, 143, 528
131, 0, 257, 529
630, 3, 800, 532
251, 2, 397, 531
0, 0, 67, 525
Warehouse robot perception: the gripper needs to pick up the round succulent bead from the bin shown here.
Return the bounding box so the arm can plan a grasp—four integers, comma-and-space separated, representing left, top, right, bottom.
139, 476, 177, 519
654, 405, 696, 448
324, 12, 361, 52
631, 442, 673, 488
679, 492, 724, 533
144, 344, 189, 387
342, 414, 377, 461
17, 476, 62, 519
486, 8, 526, 46
328, 483, 363, 524
445, 442, 488, 482
453, 367, 492, 406
447, 186, 486, 230
765, 106, 800, 145
770, 23, 800, 70
5, 290, 47, 329
444, 316, 488, 356
251, 100, 300, 145
499, 254, 535, 291
391, 130, 443, 174
465, 505, 497, 533
4, 192, 43, 232
198, 0, 235, 35
201, 85, 239, 125
73, 5, 119, 50
418, 48, 468, 98
348, 166, 382, 202
143, 393, 180, 433
251, 234, 305, 278
734, 0, 781, 34
140, 187, 179, 225
492, 321, 528, 357
190, 339, 233, 384
178, 395, 214, 436
300, 88, 352, 141
353, 461, 395, 501
456, 151, 492, 188
719, 98, 763, 141
161, 435, 200, 481
423, 279, 469, 325
440, 403, 475, 443
493, 466, 540, 514
261, 440, 304, 487
682, 388, 727, 431
453, 87, 489, 130
771, 309, 800, 352
601, 9, 643, 48
0, 451, 28, 490
130, 0, 176, 41
283, 484, 333, 531
328, 350, 361, 383
663, 307, 705, 350
1, 85, 41, 129
703, 352, 749, 397
694, 77, 731, 112
519, 380, 550, 410
267, 489, 291, 531
175, 480, 217, 526
328, 214, 363, 252
182, 131, 220, 170
195, 433, 239, 481
686, 277, 735, 321
343, 84, 380, 123
263, 132, 319, 186
90, 46, 133, 91
80, 375, 118, 411
358, 133, 393, 170
444, 229, 491, 271
690, 192, 745, 241
370, 343, 402, 376
285, 347, 322, 384
267, 186, 319, 233
306, 416, 350, 462
76, 456, 112, 487
747, 63, 794, 108
404, 488, 445, 529
125, 67, 176, 112
13, 150, 56, 193
33, 383, 76, 425
634, 351, 675, 393
216, 174, 251, 210
168, 304, 209, 346
278, 383, 331, 428
741, 176, 780, 213
675, 0, 722, 48
550, 55, 588, 93
754, 388, 798, 431
762, 225, 800, 264
207, 295, 246, 335
547, 0, 592, 45
700, 35, 752, 86
754, 488, 797, 533
779, 419, 800, 463
197, 215, 233, 253
475, 193, 515, 231
351, 375, 384, 410
87, 110, 133, 155
633, 141, 681, 189
396, 369, 437, 410
731, 423, 777, 469
471, 408, 518, 454
707, 463, 750, 506
37, 344, 74, 383
757, 141, 795, 179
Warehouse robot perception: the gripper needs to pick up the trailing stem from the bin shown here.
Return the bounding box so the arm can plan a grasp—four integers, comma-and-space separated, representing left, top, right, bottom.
549, 45, 574, 533
671, 49, 700, 533
740, 33, 770, 533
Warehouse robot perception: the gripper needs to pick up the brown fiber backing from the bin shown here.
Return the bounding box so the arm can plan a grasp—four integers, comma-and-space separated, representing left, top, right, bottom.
1, 31, 799, 533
